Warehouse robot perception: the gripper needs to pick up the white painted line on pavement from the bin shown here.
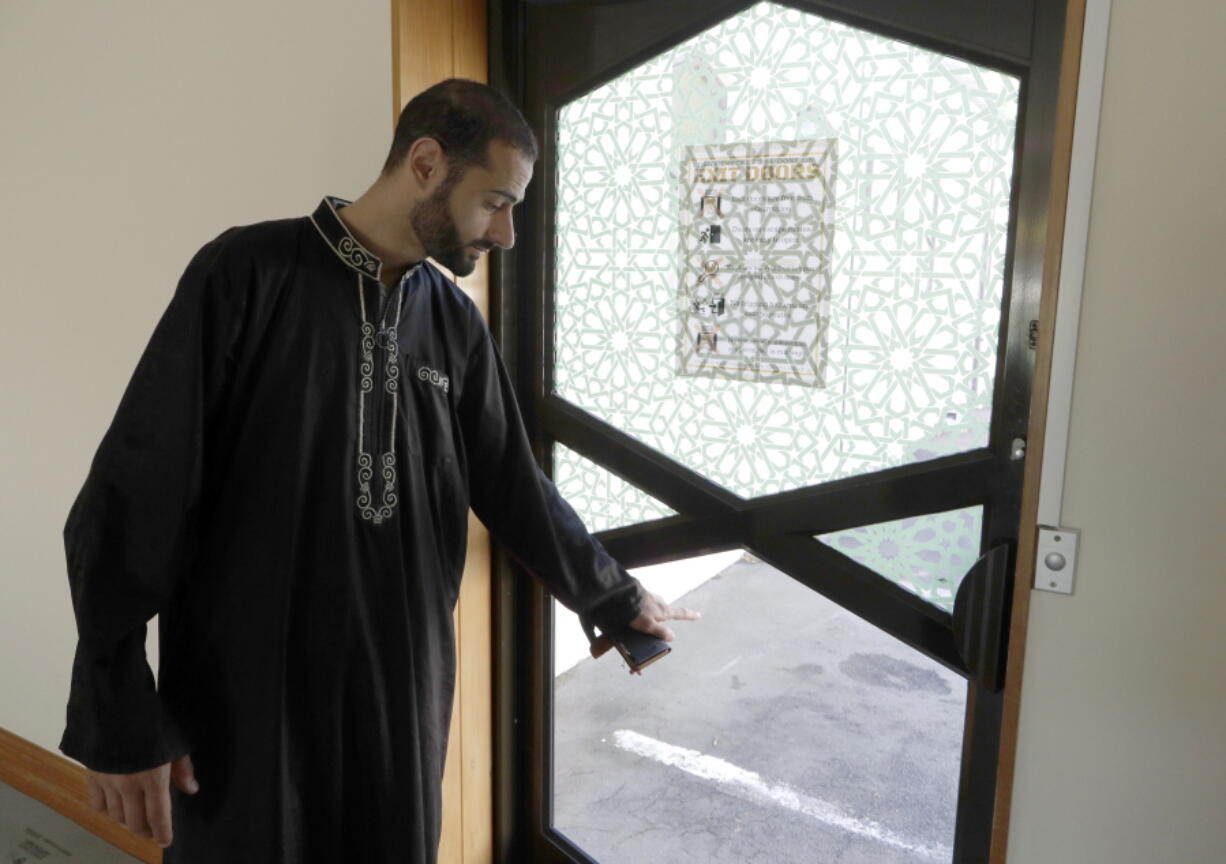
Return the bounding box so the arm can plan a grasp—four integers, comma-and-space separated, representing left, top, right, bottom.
611, 729, 952, 861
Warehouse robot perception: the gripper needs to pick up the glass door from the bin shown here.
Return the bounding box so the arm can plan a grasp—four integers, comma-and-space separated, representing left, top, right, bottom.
491, 2, 1067, 862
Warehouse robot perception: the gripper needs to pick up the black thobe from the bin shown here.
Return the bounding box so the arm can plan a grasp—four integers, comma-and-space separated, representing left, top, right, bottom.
59, 195, 646, 862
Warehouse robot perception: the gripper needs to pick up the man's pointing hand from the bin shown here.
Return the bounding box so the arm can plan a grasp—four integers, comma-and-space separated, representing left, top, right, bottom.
628, 590, 701, 642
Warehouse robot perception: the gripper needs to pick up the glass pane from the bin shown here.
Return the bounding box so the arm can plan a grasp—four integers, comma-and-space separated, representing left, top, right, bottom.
552, 552, 965, 863
552, 441, 678, 532
817, 506, 984, 613
554, 0, 1020, 498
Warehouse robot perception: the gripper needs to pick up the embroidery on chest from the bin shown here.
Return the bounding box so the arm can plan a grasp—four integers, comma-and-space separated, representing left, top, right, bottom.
415, 363, 450, 394
355, 274, 402, 525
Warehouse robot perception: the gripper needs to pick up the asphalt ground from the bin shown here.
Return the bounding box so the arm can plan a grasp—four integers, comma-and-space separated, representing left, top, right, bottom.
552, 556, 966, 864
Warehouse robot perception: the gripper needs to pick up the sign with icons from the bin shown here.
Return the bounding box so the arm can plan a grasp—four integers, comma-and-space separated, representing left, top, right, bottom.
678, 138, 837, 387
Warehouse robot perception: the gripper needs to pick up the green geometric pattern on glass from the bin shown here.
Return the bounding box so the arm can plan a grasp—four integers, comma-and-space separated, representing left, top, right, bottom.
817, 506, 984, 613
554, 1, 1020, 498
552, 442, 677, 533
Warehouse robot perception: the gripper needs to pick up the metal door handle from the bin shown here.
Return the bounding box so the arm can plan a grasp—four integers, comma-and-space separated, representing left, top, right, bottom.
951, 543, 1015, 692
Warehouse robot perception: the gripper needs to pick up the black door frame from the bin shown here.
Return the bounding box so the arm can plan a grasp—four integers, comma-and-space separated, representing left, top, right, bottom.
487, 2, 1070, 860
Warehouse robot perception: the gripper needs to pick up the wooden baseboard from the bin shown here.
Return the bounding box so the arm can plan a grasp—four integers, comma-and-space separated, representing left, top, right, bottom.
0, 726, 162, 863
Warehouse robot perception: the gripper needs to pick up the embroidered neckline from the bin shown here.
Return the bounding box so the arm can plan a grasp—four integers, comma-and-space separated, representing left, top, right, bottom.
309, 195, 384, 281
310, 195, 432, 526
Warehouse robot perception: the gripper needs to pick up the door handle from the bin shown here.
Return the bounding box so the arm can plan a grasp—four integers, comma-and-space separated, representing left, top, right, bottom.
951, 543, 1015, 692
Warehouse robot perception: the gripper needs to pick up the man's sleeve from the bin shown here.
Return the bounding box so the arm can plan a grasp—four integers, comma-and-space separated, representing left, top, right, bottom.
59, 235, 245, 774
456, 304, 646, 640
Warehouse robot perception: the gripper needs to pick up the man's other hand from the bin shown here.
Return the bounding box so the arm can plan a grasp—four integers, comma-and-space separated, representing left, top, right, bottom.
628, 590, 701, 641
86, 753, 199, 848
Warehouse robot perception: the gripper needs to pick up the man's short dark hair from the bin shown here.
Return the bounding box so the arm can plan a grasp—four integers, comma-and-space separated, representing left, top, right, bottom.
382, 78, 538, 177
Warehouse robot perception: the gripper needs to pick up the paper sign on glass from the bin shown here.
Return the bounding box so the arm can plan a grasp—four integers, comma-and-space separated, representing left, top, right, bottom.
678, 138, 837, 387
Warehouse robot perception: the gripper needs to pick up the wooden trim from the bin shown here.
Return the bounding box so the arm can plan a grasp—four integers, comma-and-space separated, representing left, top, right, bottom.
391, 2, 494, 861
458, 514, 495, 864
392, 0, 455, 125
390, 0, 402, 134
990, 1, 1088, 861
0, 726, 162, 863
440, 606, 465, 864
454, 0, 489, 84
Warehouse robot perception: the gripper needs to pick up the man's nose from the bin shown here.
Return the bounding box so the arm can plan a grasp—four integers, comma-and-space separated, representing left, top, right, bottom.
490, 209, 515, 249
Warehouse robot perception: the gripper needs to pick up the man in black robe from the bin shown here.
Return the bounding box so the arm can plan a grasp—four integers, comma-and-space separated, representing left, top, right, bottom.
59, 78, 698, 863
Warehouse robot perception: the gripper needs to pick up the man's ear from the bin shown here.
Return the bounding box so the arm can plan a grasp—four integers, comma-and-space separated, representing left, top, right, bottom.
404, 137, 448, 192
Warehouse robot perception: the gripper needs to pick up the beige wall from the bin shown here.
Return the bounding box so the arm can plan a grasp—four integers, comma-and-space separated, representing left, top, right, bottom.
1007, 1, 1226, 862
0, 0, 390, 753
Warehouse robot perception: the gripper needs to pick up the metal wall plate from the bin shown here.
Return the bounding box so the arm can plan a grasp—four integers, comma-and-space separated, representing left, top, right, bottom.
1034, 526, 1080, 594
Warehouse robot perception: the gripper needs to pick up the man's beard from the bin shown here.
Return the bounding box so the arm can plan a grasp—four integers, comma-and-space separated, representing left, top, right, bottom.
410, 173, 481, 277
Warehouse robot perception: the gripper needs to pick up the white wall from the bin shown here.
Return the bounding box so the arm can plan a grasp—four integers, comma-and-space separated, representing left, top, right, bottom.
0, 0, 390, 757
1007, 2, 1226, 862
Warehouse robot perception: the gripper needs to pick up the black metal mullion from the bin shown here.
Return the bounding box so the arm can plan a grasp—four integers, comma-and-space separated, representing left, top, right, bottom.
744, 451, 995, 535
530, 0, 752, 107
541, 395, 740, 517
580, 455, 996, 564
531, 0, 1031, 110
599, 511, 749, 567
594, 481, 993, 571
953, 685, 1007, 864
754, 534, 968, 674
542, 829, 600, 864
488, 2, 533, 857
545, 388, 1000, 538
795, 0, 1034, 68
951, 0, 1070, 858
796, 538, 959, 628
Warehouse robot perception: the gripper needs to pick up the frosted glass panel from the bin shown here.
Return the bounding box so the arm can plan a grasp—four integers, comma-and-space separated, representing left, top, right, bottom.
817, 507, 984, 613
553, 442, 677, 532
554, 1, 1020, 498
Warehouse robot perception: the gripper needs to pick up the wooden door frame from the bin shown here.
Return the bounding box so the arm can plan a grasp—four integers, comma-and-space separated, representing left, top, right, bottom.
991, 0, 1093, 860
391, 2, 496, 863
